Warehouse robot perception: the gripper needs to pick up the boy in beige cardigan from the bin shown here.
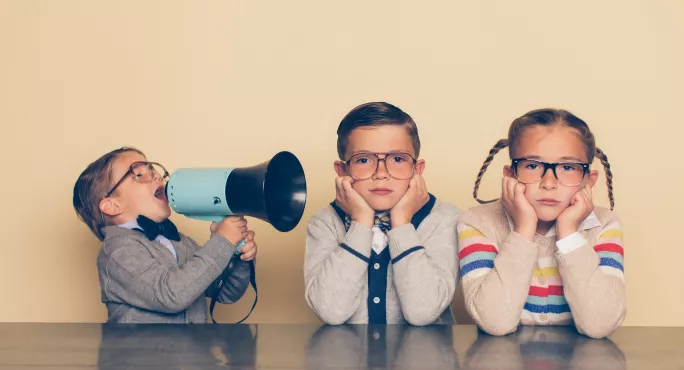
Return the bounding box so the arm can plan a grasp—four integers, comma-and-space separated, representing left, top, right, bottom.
304, 102, 460, 325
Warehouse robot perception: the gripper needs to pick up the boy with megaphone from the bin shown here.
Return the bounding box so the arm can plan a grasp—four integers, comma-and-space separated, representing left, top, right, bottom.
304, 102, 461, 326
73, 147, 256, 323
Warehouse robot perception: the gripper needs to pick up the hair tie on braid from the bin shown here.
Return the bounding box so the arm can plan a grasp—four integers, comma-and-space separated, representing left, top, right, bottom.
594, 147, 615, 210
474, 139, 509, 204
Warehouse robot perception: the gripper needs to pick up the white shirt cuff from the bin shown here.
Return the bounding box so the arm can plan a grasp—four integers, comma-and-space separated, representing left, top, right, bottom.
556, 232, 588, 254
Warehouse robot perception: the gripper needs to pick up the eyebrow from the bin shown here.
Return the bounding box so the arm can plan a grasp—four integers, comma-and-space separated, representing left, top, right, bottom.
558, 156, 586, 162
350, 149, 414, 156
521, 155, 586, 162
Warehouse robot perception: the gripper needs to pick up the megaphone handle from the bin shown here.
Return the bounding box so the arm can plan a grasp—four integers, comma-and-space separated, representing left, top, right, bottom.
188, 215, 246, 254
234, 239, 246, 255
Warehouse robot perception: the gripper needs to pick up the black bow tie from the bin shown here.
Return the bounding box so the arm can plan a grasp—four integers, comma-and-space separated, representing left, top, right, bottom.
135, 215, 180, 242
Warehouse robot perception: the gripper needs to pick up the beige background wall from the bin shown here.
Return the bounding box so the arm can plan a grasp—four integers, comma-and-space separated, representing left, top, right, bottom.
1, 0, 682, 326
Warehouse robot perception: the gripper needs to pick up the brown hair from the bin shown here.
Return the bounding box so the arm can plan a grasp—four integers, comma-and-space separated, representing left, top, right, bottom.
473, 109, 615, 210
73, 147, 145, 240
336, 102, 421, 159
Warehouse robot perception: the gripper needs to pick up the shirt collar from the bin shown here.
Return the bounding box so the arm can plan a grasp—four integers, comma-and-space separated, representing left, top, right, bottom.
117, 220, 141, 230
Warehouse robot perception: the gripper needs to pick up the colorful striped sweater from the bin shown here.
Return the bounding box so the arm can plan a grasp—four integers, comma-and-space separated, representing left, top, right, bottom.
457, 201, 625, 338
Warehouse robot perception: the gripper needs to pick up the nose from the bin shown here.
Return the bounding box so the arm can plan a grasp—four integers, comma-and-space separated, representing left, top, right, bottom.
539, 167, 557, 190
372, 157, 390, 180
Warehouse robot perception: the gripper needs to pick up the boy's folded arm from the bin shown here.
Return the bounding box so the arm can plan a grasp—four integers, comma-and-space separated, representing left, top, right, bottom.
101, 233, 234, 314
556, 220, 626, 339
304, 217, 373, 325
386, 212, 459, 326
458, 220, 537, 336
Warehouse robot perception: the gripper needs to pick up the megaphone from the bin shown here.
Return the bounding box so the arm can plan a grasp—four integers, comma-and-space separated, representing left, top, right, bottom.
165, 151, 307, 237
164, 151, 306, 323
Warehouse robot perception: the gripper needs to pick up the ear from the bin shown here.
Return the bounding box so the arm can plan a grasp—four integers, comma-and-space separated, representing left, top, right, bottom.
334, 161, 348, 177
415, 159, 426, 175
99, 197, 123, 218
503, 165, 514, 178
588, 169, 599, 188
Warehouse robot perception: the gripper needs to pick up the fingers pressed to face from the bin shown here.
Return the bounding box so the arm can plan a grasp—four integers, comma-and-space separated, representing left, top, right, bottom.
417, 174, 427, 194
501, 177, 510, 200
335, 177, 345, 202
507, 177, 518, 201
514, 183, 526, 199
410, 174, 418, 189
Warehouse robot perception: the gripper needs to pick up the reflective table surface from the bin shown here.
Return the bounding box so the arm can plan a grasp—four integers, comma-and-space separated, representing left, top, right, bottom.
1, 324, 682, 369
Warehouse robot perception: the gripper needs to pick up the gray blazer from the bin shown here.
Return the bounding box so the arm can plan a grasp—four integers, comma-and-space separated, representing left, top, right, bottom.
97, 225, 250, 323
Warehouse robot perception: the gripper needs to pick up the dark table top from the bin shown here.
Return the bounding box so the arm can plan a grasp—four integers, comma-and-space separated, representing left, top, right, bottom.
0, 323, 682, 369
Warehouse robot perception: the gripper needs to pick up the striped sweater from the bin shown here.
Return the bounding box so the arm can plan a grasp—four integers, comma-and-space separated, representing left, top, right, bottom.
457, 201, 625, 338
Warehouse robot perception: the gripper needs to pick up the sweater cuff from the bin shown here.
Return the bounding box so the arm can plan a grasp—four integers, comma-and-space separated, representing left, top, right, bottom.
556, 232, 587, 254
556, 243, 599, 271
498, 232, 538, 273
203, 233, 238, 269
341, 221, 373, 259
387, 223, 421, 259
502, 232, 538, 254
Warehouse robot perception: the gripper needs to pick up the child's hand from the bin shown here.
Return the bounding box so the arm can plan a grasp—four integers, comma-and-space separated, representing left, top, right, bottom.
501, 176, 537, 241
335, 176, 375, 228
239, 230, 257, 261
210, 216, 248, 246
390, 174, 429, 228
556, 186, 595, 239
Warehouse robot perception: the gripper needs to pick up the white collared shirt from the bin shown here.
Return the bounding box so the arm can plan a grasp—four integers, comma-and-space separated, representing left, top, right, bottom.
504, 211, 601, 254
118, 220, 178, 260
371, 211, 390, 254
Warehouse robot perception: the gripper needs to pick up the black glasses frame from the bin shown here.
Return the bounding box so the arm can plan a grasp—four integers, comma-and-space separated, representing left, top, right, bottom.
511, 158, 589, 186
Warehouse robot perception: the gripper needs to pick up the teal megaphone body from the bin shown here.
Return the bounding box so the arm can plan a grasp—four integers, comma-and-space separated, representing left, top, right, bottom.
165, 151, 307, 248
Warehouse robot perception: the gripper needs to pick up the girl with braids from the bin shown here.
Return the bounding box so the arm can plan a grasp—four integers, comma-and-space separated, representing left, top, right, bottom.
457, 108, 625, 338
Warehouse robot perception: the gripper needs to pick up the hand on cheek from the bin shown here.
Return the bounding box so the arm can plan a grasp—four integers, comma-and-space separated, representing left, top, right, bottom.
556, 186, 595, 239
501, 176, 538, 241
335, 176, 375, 228
390, 174, 429, 228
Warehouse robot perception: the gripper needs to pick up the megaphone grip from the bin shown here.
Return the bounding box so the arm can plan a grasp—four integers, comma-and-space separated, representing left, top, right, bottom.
235, 239, 246, 255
